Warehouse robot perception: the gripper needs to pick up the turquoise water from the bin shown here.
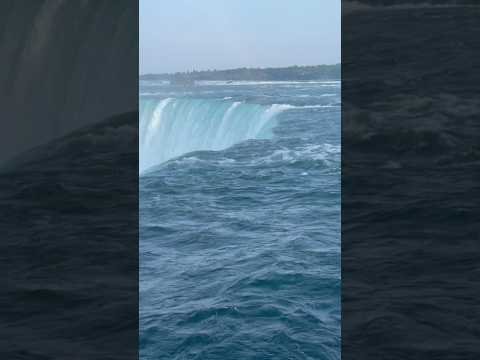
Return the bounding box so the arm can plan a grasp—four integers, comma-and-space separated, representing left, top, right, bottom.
140, 80, 340, 359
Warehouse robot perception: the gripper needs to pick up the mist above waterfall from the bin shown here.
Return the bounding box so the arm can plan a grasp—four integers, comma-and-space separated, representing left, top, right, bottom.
0, 0, 137, 163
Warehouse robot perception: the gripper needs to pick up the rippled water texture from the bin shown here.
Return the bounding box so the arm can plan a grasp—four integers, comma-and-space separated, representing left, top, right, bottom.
140, 81, 341, 359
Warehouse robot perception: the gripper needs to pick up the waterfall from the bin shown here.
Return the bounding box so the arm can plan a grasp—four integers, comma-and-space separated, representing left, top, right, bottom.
139, 98, 288, 172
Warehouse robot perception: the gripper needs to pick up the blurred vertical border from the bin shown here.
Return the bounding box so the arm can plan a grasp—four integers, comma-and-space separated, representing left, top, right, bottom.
342, 1, 480, 358
0, 1, 139, 359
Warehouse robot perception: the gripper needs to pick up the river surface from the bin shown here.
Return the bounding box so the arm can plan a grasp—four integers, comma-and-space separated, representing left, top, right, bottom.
140, 80, 341, 359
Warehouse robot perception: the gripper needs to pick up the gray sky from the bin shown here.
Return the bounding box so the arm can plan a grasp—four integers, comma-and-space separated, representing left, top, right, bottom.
140, 0, 341, 74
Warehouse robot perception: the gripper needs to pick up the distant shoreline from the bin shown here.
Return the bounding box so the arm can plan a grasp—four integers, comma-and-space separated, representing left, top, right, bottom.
140, 64, 340, 82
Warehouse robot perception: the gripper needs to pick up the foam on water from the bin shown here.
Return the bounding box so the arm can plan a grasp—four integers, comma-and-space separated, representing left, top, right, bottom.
196, 80, 341, 86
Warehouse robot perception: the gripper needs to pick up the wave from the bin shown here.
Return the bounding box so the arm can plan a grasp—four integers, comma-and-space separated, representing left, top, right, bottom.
277, 104, 339, 109
253, 143, 341, 166
195, 80, 341, 86
139, 98, 289, 172
343, 1, 478, 14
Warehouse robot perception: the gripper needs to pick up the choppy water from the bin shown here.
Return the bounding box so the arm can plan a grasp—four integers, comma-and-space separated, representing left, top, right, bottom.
140, 80, 341, 359
0, 113, 139, 359
342, 6, 480, 359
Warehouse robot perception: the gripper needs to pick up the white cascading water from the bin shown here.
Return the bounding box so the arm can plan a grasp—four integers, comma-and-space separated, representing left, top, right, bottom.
139, 98, 289, 173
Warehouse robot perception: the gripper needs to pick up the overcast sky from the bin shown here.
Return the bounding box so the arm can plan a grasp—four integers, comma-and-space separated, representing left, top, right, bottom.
140, 0, 341, 74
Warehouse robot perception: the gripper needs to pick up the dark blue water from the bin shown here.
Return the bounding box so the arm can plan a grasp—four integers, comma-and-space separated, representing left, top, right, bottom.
140, 80, 340, 359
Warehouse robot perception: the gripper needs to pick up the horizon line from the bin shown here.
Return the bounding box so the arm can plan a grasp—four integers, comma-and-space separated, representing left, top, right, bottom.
139, 63, 341, 77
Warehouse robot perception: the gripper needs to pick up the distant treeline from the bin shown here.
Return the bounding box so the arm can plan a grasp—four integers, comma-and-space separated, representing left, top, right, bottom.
140, 64, 340, 82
